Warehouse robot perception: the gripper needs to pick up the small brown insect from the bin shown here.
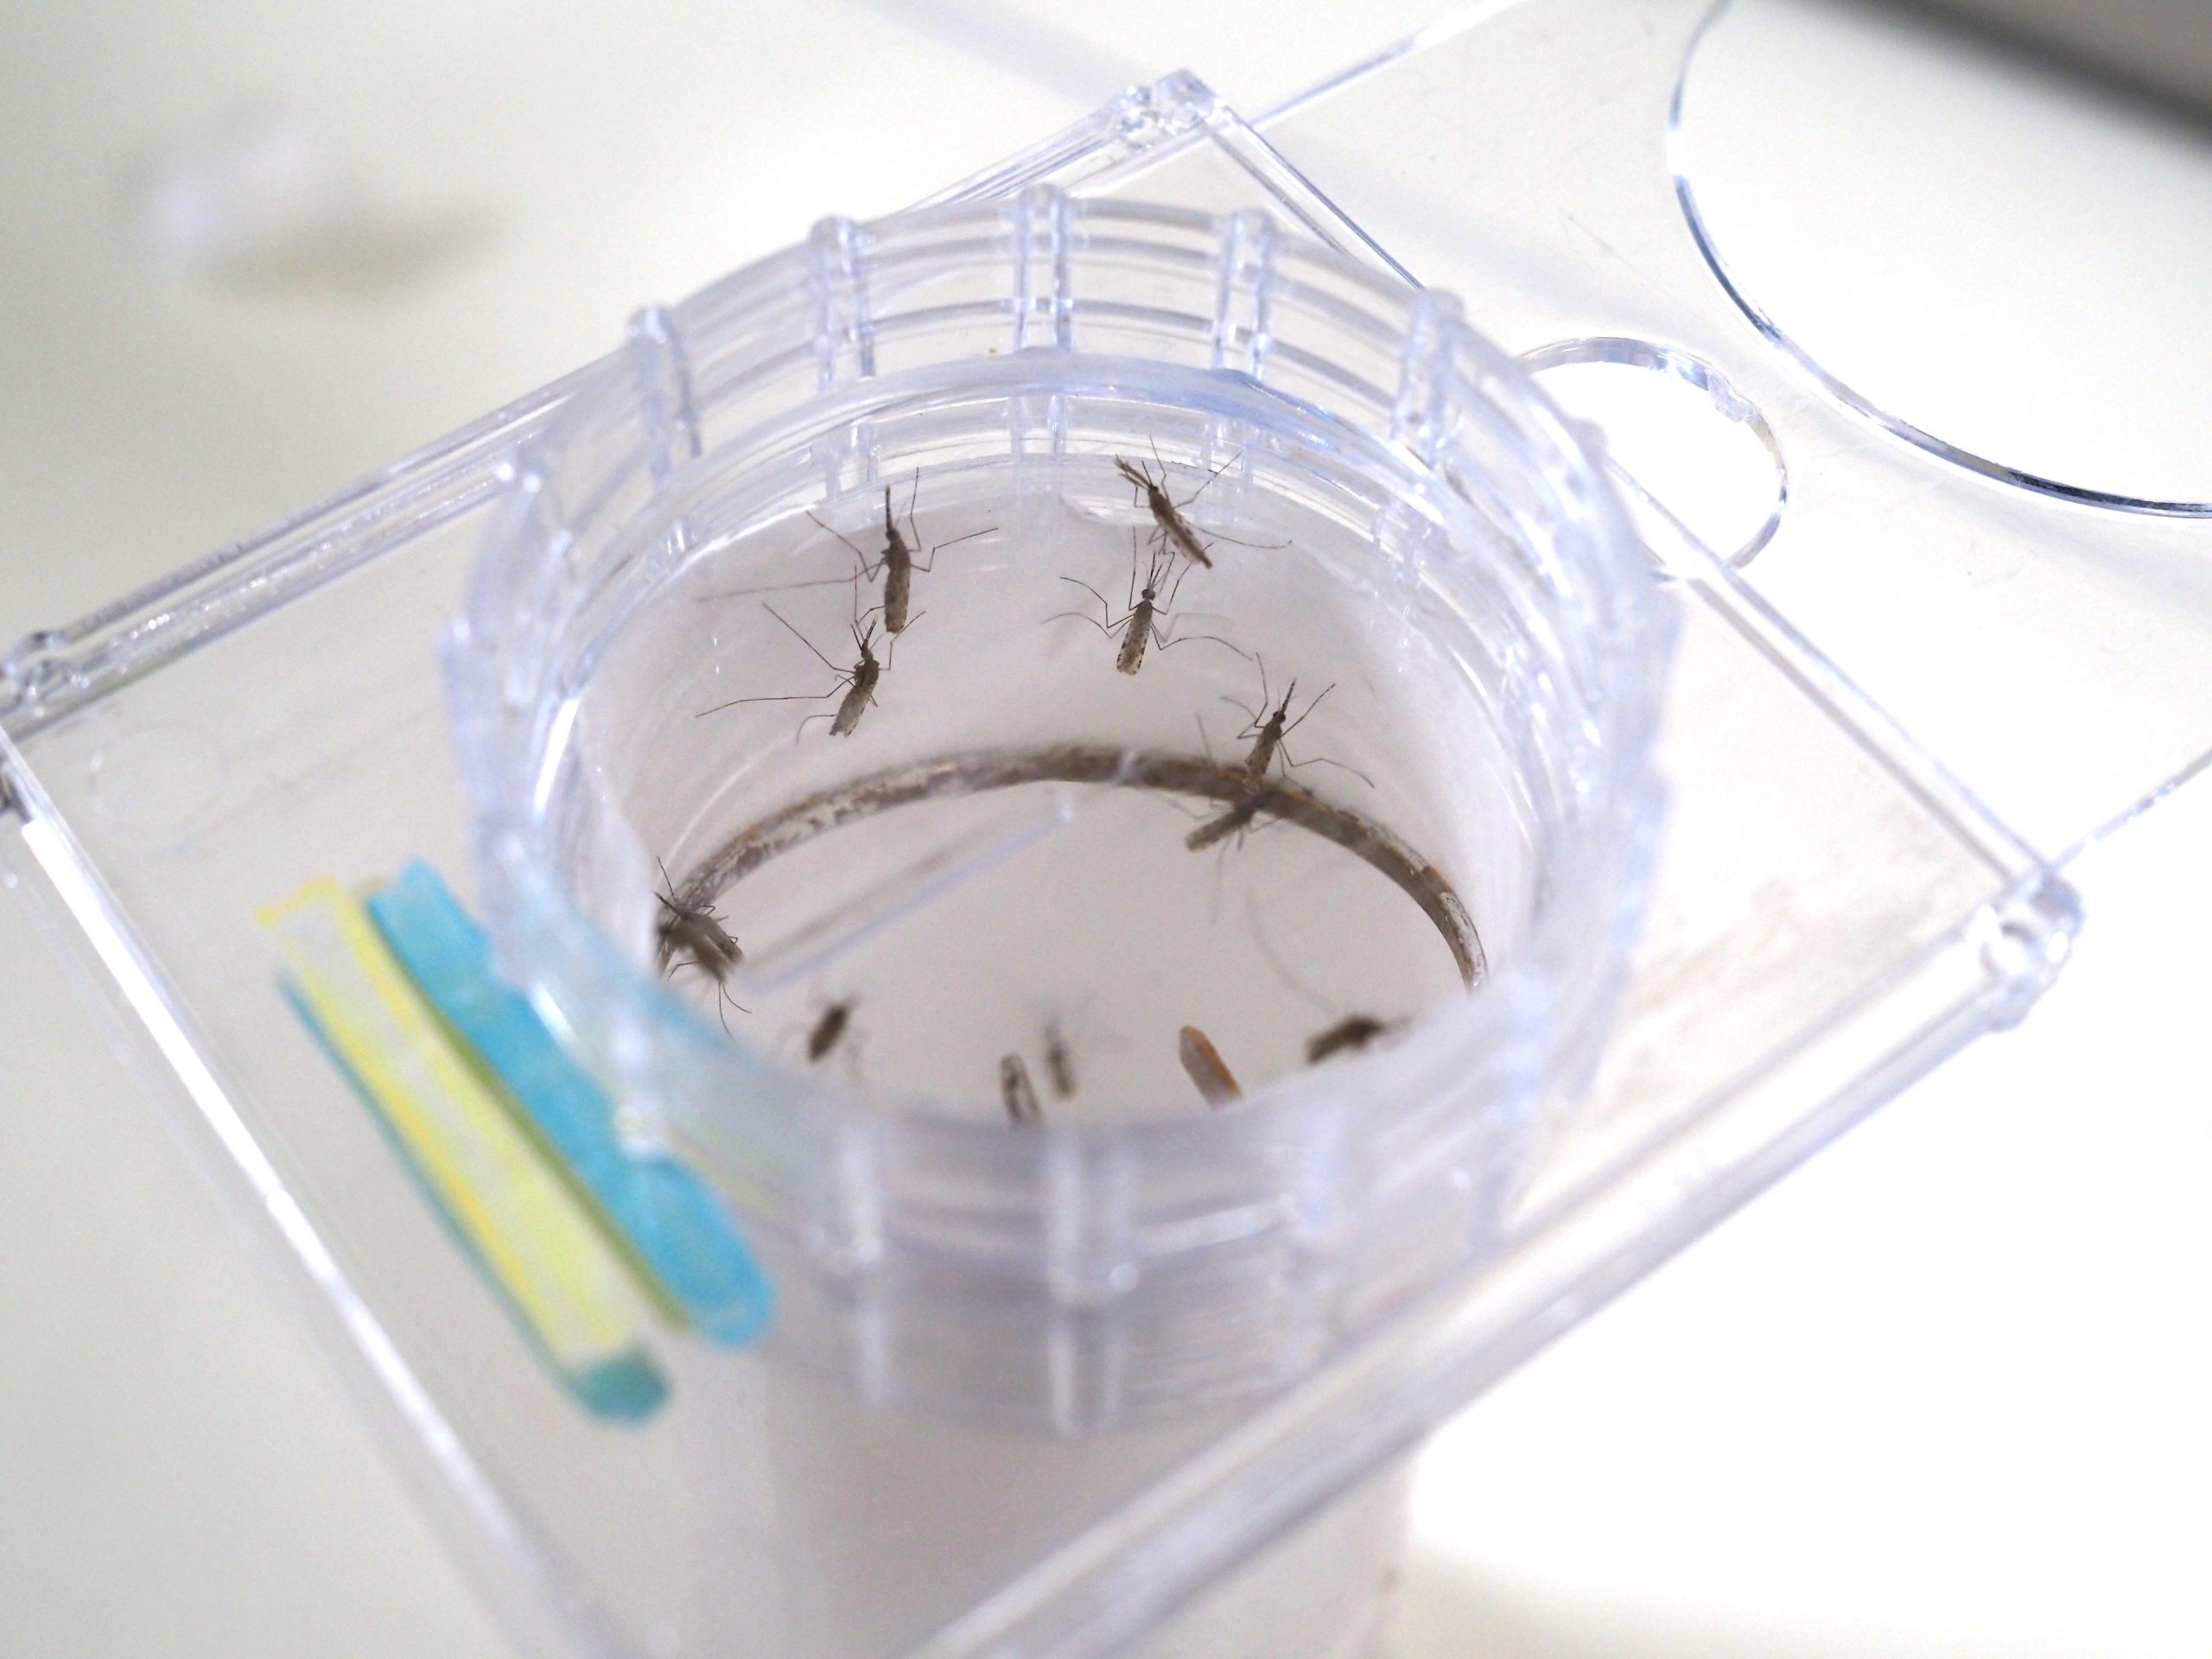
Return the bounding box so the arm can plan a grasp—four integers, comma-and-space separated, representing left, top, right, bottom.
1116, 441, 1286, 568
1117, 453, 1219, 569
1305, 1014, 1398, 1065
1042, 1022, 1077, 1101
1050, 536, 1244, 677
696, 605, 885, 738
808, 475, 993, 636
652, 865, 748, 1032
822, 626, 882, 737
1248, 899, 1402, 1067
1223, 659, 1373, 788
873, 487, 922, 638
1000, 1053, 1042, 1125
1238, 683, 1296, 779
1178, 1025, 1243, 1108
804, 997, 857, 1065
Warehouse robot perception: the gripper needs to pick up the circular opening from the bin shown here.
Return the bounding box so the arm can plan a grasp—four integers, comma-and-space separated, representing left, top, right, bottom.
1524, 340, 1786, 567
1676, 0, 2212, 511
451, 194, 1673, 1420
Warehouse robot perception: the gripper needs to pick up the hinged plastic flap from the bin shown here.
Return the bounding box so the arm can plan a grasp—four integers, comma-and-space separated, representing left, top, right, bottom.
1255, 0, 2212, 860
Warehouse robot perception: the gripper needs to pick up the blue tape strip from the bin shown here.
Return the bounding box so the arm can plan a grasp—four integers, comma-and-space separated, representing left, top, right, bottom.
277, 981, 669, 1421
365, 861, 773, 1347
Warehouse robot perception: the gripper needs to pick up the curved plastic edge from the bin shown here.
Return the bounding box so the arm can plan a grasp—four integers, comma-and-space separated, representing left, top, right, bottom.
1666, 0, 2212, 520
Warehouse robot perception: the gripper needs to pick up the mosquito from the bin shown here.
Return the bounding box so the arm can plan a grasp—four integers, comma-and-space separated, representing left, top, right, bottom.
653, 862, 742, 982
1042, 1020, 1077, 1102
1183, 787, 1277, 854
1050, 534, 1245, 677
1178, 1024, 1243, 1108
804, 996, 858, 1065
1248, 897, 1402, 1067
1223, 659, 1374, 789
1117, 439, 1284, 569
1000, 1053, 1043, 1126
696, 604, 887, 738
1303, 1014, 1399, 1065
809, 474, 993, 635
652, 862, 748, 1031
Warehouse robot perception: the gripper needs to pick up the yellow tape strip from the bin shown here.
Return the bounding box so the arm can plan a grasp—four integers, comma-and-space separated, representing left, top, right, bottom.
258, 879, 652, 1381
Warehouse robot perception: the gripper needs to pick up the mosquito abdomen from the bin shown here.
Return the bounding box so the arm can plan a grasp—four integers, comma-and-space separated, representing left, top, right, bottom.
1117, 601, 1154, 675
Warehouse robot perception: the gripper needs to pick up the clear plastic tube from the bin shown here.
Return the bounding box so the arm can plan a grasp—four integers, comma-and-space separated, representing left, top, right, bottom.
448, 188, 1675, 1427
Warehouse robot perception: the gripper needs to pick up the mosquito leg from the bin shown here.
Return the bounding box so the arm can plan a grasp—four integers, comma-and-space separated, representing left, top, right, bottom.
1192, 525, 1289, 551
713, 981, 753, 1036
764, 603, 849, 675
1146, 789, 1213, 826
1155, 627, 1251, 661
912, 524, 995, 574
694, 569, 863, 603
695, 687, 843, 718
1245, 893, 1338, 1020
883, 618, 924, 669
1208, 836, 1233, 924
1179, 452, 1235, 506
1044, 609, 1122, 639
1052, 576, 1129, 635
1278, 744, 1376, 789
1060, 575, 1116, 616
806, 509, 882, 578
1281, 682, 1335, 737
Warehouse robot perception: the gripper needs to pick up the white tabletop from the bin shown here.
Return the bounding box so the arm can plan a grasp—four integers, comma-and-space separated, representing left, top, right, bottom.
2, 3, 2207, 1655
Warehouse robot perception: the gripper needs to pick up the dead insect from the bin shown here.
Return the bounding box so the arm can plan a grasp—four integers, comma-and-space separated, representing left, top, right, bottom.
1178, 1024, 1243, 1108
1042, 1021, 1077, 1101
696, 604, 885, 738
1224, 659, 1374, 788
1050, 535, 1244, 677
804, 997, 858, 1065
1000, 1052, 1042, 1125
809, 475, 993, 636
1304, 1014, 1400, 1065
